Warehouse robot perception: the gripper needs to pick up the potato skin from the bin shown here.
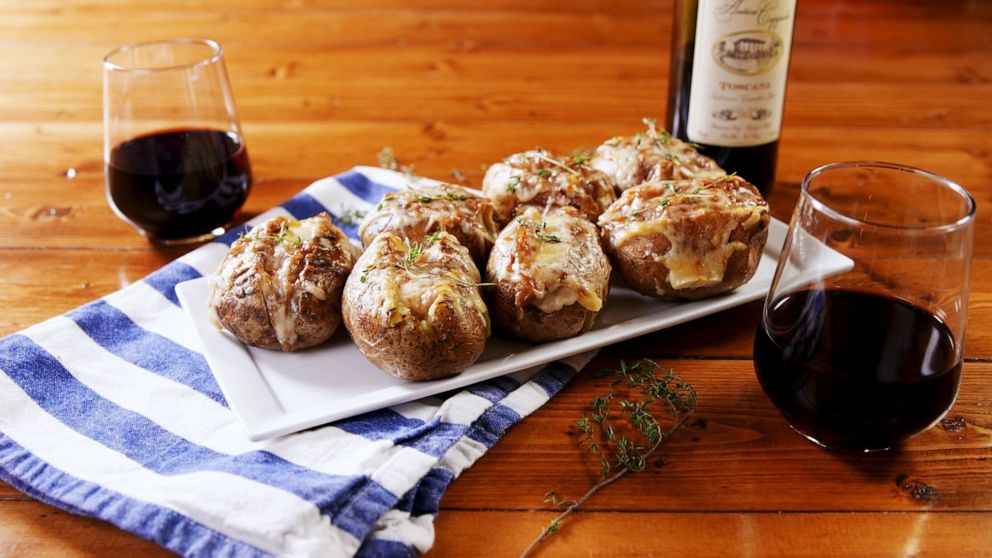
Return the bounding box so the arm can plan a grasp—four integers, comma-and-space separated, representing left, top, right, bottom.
598, 176, 769, 300
358, 183, 498, 266
485, 206, 611, 342
209, 213, 360, 351
488, 281, 603, 343
342, 232, 489, 381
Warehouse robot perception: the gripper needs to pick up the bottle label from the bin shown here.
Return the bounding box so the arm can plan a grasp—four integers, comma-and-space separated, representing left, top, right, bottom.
687, 0, 797, 147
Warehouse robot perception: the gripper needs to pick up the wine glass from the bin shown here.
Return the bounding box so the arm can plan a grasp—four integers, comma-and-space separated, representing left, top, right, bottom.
754, 161, 975, 451
103, 39, 252, 244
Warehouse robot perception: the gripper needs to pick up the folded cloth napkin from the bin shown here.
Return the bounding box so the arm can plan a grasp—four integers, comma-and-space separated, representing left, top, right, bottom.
0, 166, 594, 558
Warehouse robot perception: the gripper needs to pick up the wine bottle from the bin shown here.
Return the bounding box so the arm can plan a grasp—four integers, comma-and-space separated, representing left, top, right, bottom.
667, 0, 798, 196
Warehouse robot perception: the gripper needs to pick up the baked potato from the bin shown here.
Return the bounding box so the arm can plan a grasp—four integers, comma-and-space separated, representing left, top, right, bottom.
358, 183, 498, 266
482, 149, 617, 226
591, 119, 725, 191
486, 206, 611, 342
342, 231, 490, 381
597, 175, 769, 300
208, 213, 361, 351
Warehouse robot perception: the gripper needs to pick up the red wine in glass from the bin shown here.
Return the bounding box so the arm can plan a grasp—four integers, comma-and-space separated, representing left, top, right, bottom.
106, 128, 251, 242
754, 289, 961, 450
104, 39, 251, 244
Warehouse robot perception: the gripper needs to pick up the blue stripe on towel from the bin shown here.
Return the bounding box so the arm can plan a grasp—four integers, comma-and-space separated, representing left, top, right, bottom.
0, 434, 270, 558
336, 171, 395, 204
394, 467, 453, 517
468, 376, 522, 403
142, 262, 202, 307
0, 334, 397, 541
281, 192, 328, 220
330, 214, 360, 241
465, 403, 522, 448
216, 223, 251, 247
356, 538, 418, 558
531, 361, 577, 396
66, 300, 227, 407
334, 410, 467, 458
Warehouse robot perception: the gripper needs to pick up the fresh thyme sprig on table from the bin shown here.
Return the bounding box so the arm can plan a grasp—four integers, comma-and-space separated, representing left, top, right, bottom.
520, 359, 696, 558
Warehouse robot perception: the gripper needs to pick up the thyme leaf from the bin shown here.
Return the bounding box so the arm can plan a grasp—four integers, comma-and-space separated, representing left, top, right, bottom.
516, 217, 561, 243
506, 175, 522, 193
338, 209, 366, 226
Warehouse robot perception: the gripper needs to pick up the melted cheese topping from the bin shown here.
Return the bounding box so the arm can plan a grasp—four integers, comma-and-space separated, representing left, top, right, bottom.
598, 176, 767, 291
358, 184, 497, 256
489, 206, 610, 314
357, 232, 488, 335
210, 213, 356, 350
481, 150, 617, 221
591, 127, 725, 190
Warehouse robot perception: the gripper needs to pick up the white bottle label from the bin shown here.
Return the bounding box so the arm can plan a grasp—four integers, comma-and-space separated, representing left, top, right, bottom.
687, 0, 796, 147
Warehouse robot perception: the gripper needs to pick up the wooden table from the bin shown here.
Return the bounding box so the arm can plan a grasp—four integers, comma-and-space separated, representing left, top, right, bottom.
2, 0, 991, 555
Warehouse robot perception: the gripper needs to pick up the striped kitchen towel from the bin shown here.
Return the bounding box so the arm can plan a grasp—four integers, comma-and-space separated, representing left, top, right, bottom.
0, 166, 593, 558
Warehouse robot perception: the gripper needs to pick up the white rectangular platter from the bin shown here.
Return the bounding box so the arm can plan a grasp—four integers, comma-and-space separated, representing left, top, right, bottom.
176, 217, 851, 441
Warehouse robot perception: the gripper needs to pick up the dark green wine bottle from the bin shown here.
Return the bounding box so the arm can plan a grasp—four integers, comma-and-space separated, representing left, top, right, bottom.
667, 0, 798, 196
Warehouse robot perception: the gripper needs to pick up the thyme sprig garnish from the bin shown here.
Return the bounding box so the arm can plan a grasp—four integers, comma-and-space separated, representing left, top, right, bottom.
416, 191, 468, 203
531, 150, 581, 177
374, 190, 468, 212
521, 360, 696, 558
338, 209, 366, 226
505, 175, 522, 193
239, 221, 304, 248
639, 116, 673, 149
377, 146, 399, 171
516, 217, 561, 243
360, 233, 493, 288
377, 146, 418, 183
571, 147, 594, 165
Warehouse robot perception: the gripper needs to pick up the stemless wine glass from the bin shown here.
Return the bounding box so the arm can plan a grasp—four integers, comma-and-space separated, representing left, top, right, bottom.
754, 161, 975, 451
103, 39, 252, 244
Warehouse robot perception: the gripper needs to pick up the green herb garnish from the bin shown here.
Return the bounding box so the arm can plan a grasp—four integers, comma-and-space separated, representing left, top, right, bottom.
516, 217, 561, 243
506, 175, 521, 193
338, 209, 366, 226
521, 360, 696, 557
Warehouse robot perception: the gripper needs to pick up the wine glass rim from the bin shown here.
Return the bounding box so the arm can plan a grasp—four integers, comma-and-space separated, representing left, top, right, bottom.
103, 38, 223, 74
802, 160, 976, 233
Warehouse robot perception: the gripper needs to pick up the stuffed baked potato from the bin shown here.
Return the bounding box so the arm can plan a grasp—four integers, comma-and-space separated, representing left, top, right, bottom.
486, 206, 611, 342
208, 213, 361, 351
591, 119, 725, 191
598, 175, 769, 300
359, 183, 498, 266
482, 149, 617, 225
342, 231, 490, 381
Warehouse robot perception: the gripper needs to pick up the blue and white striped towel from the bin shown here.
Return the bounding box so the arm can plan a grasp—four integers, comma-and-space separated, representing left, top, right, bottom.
0, 166, 594, 557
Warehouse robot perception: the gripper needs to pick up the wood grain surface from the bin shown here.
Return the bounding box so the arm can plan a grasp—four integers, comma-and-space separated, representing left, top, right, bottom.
1, 0, 991, 556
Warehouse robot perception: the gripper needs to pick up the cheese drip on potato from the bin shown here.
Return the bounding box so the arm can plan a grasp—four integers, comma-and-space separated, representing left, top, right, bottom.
598, 175, 769, 299
342, 231, 490, 381
486, 206, 611, 342
358, 183, 498, 266
208, 213, 360, 351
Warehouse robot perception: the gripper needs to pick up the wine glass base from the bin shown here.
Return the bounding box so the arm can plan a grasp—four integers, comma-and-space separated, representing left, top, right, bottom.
141, 226, 230, 246
788, 425, 893, 453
